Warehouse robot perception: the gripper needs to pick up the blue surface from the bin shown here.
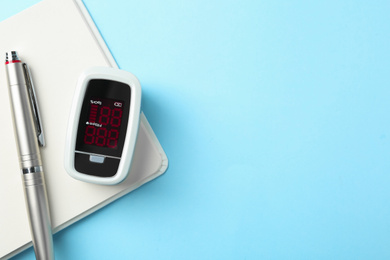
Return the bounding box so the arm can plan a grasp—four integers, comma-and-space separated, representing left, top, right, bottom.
3, 0, 390, 259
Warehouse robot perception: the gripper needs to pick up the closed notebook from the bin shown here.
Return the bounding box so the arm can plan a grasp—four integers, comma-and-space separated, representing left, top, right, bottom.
0, 0, 168, 258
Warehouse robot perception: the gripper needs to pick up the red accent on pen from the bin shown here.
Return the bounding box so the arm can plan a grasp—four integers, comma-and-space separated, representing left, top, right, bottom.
5, 60, 21, 65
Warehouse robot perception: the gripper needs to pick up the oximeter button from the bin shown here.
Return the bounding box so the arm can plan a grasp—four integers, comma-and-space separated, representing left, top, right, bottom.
89, 155, 105, 164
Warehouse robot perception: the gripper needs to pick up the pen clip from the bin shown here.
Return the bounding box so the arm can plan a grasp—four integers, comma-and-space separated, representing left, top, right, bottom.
23, 63, 45, 147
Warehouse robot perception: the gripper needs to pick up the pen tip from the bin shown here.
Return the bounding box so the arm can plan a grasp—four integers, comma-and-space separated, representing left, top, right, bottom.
5, 51, 20, 63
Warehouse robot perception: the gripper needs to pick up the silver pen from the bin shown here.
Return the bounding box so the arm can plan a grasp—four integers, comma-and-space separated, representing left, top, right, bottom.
5, 51, 54, 260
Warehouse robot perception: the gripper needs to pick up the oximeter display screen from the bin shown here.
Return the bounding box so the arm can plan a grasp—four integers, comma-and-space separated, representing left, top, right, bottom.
75, 79, 131, 160
84, 97, 124, 149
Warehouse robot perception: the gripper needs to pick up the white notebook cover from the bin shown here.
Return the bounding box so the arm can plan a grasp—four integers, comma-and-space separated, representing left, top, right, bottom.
0, 0, 168, 258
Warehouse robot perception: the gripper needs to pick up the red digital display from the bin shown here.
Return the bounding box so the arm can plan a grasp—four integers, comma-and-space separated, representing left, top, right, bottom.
83, 97, 124, 149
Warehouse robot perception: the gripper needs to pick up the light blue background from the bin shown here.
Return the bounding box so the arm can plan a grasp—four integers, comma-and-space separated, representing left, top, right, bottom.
2, 0, 389, 259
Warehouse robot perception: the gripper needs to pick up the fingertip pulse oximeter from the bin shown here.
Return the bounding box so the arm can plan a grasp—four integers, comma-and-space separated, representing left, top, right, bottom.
64, 67, 141, 185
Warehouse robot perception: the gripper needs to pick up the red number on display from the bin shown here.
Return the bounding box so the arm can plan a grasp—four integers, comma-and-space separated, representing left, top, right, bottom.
96, 128, 107, 146
85, 103, 123, 148
107, 129, 119, 148
111, 108, 122, 127
99, 106, 110, 125
84, 125, 96, 144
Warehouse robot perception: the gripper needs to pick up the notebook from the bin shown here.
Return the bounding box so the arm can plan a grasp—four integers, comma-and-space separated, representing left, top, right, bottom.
0, 0, 168, 258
